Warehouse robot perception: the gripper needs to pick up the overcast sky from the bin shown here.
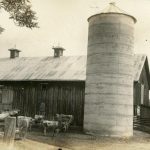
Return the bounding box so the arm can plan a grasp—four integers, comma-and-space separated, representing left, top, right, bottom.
0, 0, 150, 58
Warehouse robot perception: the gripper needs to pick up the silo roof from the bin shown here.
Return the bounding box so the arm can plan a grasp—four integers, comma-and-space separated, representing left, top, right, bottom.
88, 2, 137, 23
101, 2, 127, 14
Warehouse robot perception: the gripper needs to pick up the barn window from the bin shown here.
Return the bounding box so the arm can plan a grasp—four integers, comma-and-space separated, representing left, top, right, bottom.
40, 83, 48, 90
0, 85, 4, 104
141, 84, 144, 105
0, 90, 2, 103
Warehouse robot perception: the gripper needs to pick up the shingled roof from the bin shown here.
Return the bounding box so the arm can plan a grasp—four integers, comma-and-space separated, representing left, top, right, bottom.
0, 54, 148, 82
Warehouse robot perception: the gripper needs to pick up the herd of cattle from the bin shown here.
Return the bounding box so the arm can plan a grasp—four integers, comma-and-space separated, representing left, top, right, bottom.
0, 110, 73, 139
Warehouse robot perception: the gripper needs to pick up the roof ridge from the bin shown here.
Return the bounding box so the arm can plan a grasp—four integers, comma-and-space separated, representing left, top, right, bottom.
0, 55, 87, 59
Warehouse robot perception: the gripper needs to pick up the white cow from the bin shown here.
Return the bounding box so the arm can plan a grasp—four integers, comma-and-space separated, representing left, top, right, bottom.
16, 116, 32, 139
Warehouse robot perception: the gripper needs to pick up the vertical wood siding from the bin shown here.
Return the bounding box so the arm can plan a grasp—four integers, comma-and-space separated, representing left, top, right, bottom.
0, 86, 13, 111
134, 82, 141, 106
134, 63, 149, 107
0, 81, 85, 127
134, 62, 150, 106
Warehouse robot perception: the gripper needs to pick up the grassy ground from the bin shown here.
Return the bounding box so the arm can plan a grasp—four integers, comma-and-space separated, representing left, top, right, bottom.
1, 130, 150, 150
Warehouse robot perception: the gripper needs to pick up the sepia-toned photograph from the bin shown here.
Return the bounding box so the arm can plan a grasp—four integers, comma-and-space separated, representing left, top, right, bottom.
0, 0, 150, 149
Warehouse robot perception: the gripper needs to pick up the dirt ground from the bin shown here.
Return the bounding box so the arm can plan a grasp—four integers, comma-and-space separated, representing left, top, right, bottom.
1, 130, 150, 150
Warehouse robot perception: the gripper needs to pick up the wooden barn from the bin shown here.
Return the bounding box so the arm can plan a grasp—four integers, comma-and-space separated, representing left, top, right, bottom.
0, 48, 86, 128
134, 54, 150, 117
134, 54, 150, 106
0, 48, 149, 128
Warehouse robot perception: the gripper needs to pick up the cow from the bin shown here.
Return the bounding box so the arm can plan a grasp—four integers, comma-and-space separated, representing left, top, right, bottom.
16, 116, 33, 139
43, 114, 74, 136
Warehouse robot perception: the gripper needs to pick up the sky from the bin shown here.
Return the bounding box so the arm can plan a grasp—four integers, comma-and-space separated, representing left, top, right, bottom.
0, 0, 150, 58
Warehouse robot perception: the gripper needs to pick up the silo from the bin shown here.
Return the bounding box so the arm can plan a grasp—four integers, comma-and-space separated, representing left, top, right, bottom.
84, 3, 136, 137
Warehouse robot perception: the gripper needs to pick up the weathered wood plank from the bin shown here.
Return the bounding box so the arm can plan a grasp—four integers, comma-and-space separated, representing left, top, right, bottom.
5, 81, 85, 127
3, 117, 16, 143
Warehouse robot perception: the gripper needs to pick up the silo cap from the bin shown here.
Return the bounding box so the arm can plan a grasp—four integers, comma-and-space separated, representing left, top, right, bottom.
101, 2, 128, 14
101, 2, 137, 23
88, 2, 137, 23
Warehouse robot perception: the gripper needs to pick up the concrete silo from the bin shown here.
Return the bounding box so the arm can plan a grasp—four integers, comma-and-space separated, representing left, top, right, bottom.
84, 3, 136, 137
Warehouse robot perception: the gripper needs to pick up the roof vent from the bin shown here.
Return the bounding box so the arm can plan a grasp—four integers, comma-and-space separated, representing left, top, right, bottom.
9, 48, 21, 59
52, 46, 65, 58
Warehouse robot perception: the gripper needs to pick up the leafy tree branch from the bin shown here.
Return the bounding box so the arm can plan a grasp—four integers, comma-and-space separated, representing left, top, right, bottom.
0, 0, 38, 33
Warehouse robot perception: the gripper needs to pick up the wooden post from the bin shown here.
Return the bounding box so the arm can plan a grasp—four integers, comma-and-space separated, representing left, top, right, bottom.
3, 117, 16, 144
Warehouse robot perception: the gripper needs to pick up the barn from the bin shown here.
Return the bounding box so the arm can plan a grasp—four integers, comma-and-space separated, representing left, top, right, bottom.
134, 54, 150, 118
0, 48, 86, 129
0, 48, 149, 129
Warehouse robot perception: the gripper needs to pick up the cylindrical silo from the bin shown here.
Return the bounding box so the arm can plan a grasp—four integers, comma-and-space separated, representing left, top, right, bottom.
84, 3, 136, 137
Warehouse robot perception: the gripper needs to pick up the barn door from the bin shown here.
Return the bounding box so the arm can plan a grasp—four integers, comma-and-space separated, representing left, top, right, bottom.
134, 83, 144, 116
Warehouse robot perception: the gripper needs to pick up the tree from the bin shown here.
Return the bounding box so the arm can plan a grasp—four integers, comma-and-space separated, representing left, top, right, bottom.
0, 0, 38, 33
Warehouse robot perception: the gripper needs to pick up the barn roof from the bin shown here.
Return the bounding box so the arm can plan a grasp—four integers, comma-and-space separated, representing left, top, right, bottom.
0, 56, 86, 81
134, 54, 150, 86
0, 54, 149, 82
134, 54, 146, 81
